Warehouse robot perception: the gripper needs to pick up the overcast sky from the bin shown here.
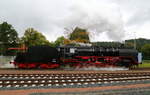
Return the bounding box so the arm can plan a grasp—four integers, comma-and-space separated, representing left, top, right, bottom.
0, 0, 150, 42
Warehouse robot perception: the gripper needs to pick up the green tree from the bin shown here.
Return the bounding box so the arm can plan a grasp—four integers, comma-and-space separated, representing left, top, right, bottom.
141, 44, 150, 60
21, 28, 50, 47
125, 38, 150, 51
0, 22, 19, 55
54, 36, 65, 47
69, 27, 90, 43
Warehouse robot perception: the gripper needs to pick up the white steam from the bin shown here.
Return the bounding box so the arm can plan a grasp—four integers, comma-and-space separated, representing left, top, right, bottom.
0, 63, 14, 68
62, 0, 125, 41
76, 66, 129, 71
0, 56, 15, 68
63, 65, 129, 71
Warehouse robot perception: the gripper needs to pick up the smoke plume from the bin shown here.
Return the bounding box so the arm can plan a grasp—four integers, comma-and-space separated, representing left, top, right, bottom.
61, 0, 125, 41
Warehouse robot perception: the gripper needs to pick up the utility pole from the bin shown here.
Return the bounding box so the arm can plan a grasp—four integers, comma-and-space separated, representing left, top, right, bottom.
134, 31, 136, 49
0, 42, 3, 56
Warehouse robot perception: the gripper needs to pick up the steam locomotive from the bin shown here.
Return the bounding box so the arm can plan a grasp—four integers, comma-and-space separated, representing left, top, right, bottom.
11, 45, 140, 69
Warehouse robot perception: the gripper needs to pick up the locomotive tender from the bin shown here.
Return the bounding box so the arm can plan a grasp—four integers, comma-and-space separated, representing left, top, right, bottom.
12, 45, 140, 69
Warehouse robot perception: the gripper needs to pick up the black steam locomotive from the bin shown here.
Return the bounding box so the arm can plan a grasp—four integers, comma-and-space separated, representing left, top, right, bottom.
12, 45, 140, 69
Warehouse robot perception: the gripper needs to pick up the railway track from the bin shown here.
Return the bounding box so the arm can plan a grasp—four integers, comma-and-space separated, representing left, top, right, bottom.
0, 72, 150, 88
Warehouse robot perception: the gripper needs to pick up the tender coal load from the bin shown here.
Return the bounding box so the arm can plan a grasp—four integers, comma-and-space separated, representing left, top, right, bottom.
15, 45, 59, 63
27, 45, 59, 62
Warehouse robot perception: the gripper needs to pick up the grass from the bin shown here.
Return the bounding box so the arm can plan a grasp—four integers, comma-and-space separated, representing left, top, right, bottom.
138, 60, 150, 68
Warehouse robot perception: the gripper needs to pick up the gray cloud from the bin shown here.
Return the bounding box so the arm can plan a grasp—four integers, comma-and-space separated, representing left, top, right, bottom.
0, 0, 69, 39
127, 8, 150, 26
114, 0, 150, 26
